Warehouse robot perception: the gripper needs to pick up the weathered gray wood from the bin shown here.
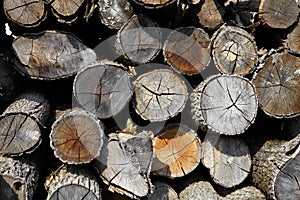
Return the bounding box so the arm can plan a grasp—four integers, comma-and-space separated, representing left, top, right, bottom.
134, 69, 188, 122
223, 186, 266, 200
152, 124, 201, 178
163, 26, 210, 75
98, 0, 133, 29
211, 25, 258, 75
179, 181, 221, 200
191, 74, 258, 135
148, 181, 178, 200
132, 0, 176, 9
253, 52, 300, 118
50, 108, 104, 164
12, 31, 97, 80
73, 60, 133, 119
287, 20, 300, 54
45, 166, 101, 200
201, 131, 251, 188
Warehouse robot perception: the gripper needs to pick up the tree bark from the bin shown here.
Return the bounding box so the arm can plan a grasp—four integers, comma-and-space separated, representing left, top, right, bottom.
223, 186, 266, 200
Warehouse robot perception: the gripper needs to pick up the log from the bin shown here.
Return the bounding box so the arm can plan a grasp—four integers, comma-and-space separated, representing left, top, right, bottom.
258, 0, 298, 29
3, 0, 47, 27
133, 68, 188, 122
222, 186, 266, 200
0, 91, 50, 156
12, 31, 97, 80
163, 26, 211, 76
148, 181, 178, 200
116, 14, 161, 64
152, 124, 201, 178
73, 60, 133, 119
287, 20, 300, 54
50, 108, 104, 164
252, 134, 300, 199
201, 131, 251, 188
191, 74, 258, 135
132, 0, 176, 9
45, 165, 101, 200
179, 181, 221, 200
252, 52, 300, 118
98, 0, 133, 29
211, 25, 258, 76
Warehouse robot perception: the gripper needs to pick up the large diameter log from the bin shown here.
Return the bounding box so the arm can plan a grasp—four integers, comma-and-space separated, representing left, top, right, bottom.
73, 60, 133, 119
179, 181, 221, 200
211, 25, 258, 76
12, 31, 97, 80
163, 26, 211, 76
253, 52, 300, 118
45, 166, 101, 200
50, 108, 104, 164
223, 186, 266, 200
134, 68, 188, 122
132, 0, 176, 9
148, 181, 178, 200
191, 74, 258, 135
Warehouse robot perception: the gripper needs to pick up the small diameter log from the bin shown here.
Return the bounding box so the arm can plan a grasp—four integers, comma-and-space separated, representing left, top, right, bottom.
223, 186, 266, 200
73, 60, 133, 119
197, 0, 225, 30
191, 74, 258, 135
3, 0, 46, 27
134, 69, 188, 122
148, 181, 178, 200
201, 131, 251, 188
98, 0, 133, 29
50, 108, 104, 164
152, 124, 201, 178
116, 14, 161, 64
211, 25, 258, 76
163, 26, 210, 76
258, 0, 298, 29
253, 52, 300, 118
0, 91, 50, 156
287, 20, 300, 53
45, 166, 101, 200
179, 181, 221, 200
132, 0, 175, 9
12, 31, 97, 80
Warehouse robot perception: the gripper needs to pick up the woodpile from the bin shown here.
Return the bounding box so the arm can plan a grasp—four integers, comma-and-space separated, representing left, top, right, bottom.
2, 0, 300, 199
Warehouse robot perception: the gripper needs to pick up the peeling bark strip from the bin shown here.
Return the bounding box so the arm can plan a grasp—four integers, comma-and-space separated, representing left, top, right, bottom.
259, 0, 298, 29
116, 14, 161, 64
45, 166, 101, 200
253, 52, 300, 118
163, 26, 211, 76
0, 92, 50, 156
12, 31, 97, 80
252, 134, 300, 199
179, 181, 221, 200
148, 181, 178, 200
191, 75, 258, 135
211, 25, 258, 76
132, 0, 176, 9
134, 69, 188, 122
98, 0, 133, 29
50, 108, 104, 164
223, 186, 266, 200
3, 0, 46, 27
287, 20, 300, 54
152, 124, 201, 178
73, 60, 133, 119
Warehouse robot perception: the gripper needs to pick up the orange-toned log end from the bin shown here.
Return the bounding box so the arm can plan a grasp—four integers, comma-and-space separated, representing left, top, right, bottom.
50, 109, 104, 164
152, 124, 201, 178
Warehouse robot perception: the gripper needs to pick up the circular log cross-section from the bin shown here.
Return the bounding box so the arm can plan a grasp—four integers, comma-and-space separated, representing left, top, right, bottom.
134, 69, 188, 122
259, 0, 298, 29
73, 60, 133, 119
223, 186, 266, 200
163, 26, 211, 75
148, 181, 178, 200
191, 75, 258, 135
179, 181, 221, 200
50, 109, 104, 164
12, 31, 97, 80
117, 14, 161, 64
3, 0, 46, 27
152, 124, 201, 178
253, 52, 300, 118
132, 0, 176, 9
46, 0, 85, 20
211, 25, 258, 76
288, 20, 300, 54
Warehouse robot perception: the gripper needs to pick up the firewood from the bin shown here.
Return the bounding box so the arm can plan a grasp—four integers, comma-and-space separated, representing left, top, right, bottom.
163, 26, 210, 76
148, 181, 178, 200
287, 20, 300, 54
12, 31, 97, 80
201, 131, 251, 188
132, 0, 176, 9
258, 0, 298, 29
211, 25, 258, 76
253, 51, 300, 118
0, 91, 50, 156
73, 60, 133, 119
222, 186, 266, 200
45, 165, 101, 200
50, 108, 104, 164
133, 69, 188, 122
179, 181, 221, 200
152, 124, 201, 178
191, 74, 258, 135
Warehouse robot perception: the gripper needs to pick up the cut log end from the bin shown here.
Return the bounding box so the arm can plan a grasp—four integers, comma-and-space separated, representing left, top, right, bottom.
179, 181, 221, 200
223, 186, 266, 200
148, 181, 178, 200
132, 0, 176, 9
